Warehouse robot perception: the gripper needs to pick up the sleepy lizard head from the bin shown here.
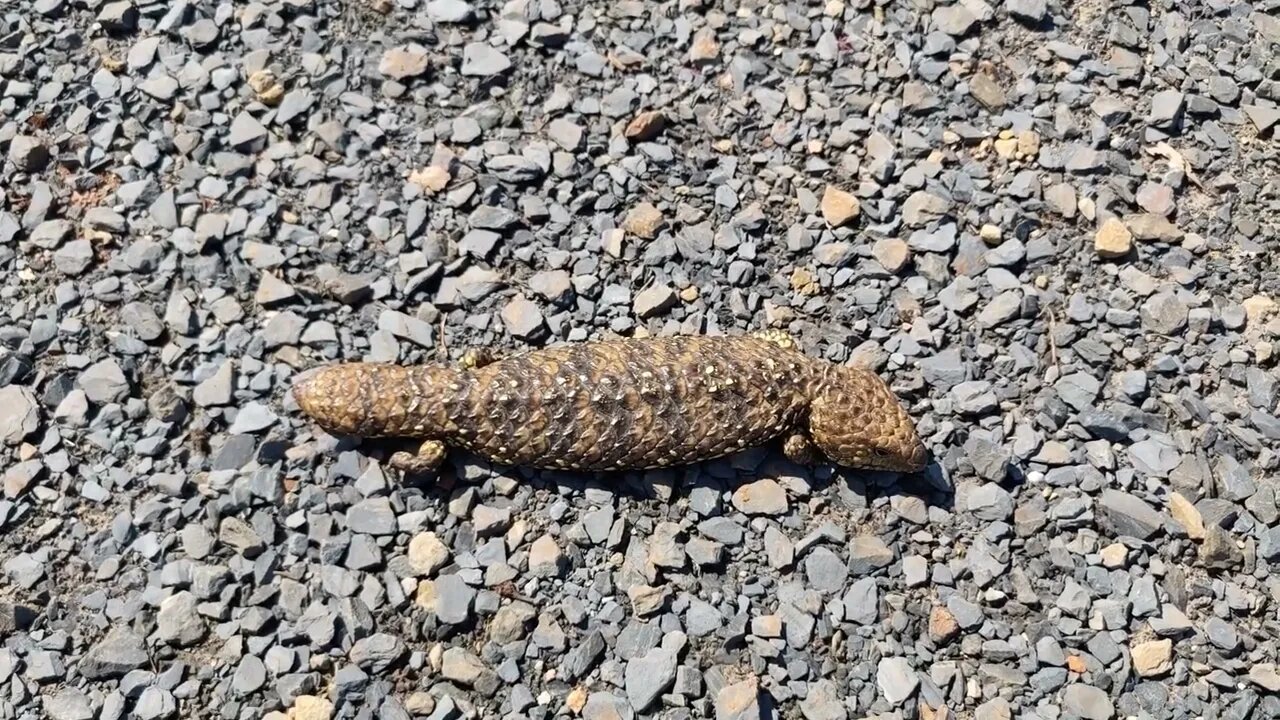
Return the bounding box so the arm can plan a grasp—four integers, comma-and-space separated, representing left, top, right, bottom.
808, 365, 928, 473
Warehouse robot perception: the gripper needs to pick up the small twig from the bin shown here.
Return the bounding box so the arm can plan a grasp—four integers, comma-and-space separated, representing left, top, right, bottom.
1043, 308, 1060, 370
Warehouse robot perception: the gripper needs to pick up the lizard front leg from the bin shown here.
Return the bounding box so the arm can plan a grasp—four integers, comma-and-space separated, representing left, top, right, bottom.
388, 439, 447, 474
782, 432, 822, 466
752, 329, 799, 351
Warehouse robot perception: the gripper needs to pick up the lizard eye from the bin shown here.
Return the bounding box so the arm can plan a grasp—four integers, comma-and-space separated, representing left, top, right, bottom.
872, 447, 892, 458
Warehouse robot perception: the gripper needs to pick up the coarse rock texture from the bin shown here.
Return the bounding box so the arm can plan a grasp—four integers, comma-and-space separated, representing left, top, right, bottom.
1, 1, 1278, 720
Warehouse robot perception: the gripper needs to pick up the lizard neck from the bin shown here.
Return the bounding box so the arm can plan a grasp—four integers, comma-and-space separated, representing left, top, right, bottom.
389, 365, 463, 438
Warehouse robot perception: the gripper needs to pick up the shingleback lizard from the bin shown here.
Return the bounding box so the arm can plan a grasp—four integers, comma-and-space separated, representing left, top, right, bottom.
291, 331, 927, 474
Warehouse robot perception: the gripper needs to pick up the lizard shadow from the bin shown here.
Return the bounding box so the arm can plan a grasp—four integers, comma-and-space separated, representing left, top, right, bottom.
399, 444, 955, 513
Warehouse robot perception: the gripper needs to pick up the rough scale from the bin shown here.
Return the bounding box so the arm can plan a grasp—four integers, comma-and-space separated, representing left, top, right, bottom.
292, 332, 927, 473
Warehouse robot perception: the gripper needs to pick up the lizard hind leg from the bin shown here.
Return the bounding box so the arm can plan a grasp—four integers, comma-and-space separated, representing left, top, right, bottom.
752, 329, 799, 351
460, 348, 504, 369
388, 439, 447, 474
782, 432, 822, 466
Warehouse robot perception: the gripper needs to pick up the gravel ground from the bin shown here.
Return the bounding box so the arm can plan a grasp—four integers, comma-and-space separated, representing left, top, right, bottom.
2, 0, 1280, 719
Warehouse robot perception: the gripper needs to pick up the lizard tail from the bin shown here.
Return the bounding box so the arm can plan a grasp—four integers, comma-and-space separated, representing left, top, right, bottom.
292, 363, 459, 439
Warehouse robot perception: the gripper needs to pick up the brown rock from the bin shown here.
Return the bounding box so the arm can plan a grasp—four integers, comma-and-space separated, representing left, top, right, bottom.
1094, 217, 1132, 258
1066, 654, 1087, 674
820, 185, 861, 227
623, 203, 664, 239
1131, 639, 1173, 678
625, 111, 665, 142
689, 28, 719, 63
928, 605, 959, 644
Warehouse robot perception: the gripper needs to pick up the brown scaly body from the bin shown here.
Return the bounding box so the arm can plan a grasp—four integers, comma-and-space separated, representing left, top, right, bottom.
291, 332, 927, 473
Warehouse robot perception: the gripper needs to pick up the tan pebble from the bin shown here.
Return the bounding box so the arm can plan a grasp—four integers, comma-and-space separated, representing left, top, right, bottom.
566, 687, 588, 714
405, 693, 436, 715
1078, 196, 1096, 221
601, 228, 625, 258
1066, 654, 1087, 673
731, 478, 788, 515
1124, 213, 1183, 241
1132, 639, 1174, 678
378, 46, 430, 80
623, 202, 664, 239
690, 28, 720, 63
624, 110, 665, 141
428, 643, 444, 672
415, 579, 438, 610
824, 0, 844, 16
1094, 217, 1132, 258
287, 696, 333, 720
628, 584, 670, 616
993, 137, 1018, 158
247, 70, 284, 105
1242, 295, 1276, 325
790, 267, 820, 295
928, 605, 959, 643
751, 614, 784, 638
979, 224, 1002, 244
1169, 492, 1206, 540
1017, 130, 1041, 156
1099, 542, 1128, 568
819, 185, 860, 227
408, 531, 451, 576
679, 285, 699, 302
409, 165, 450, 193
528, 534, 564, 577
1256, 341, 1273, 363
872, 237, 910, 274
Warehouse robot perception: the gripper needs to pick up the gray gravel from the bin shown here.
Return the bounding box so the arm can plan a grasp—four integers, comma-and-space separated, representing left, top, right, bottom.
2, 0, 1280, 719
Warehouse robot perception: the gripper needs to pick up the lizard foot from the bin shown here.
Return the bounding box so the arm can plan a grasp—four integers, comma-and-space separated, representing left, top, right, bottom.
782, 433, 821, 466
388, 439, 447, 474
753, 329, 798, 351
460, 348, 503, 369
